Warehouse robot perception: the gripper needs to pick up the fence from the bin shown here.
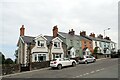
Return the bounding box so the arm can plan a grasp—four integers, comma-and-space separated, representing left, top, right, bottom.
31, 61, 50, 70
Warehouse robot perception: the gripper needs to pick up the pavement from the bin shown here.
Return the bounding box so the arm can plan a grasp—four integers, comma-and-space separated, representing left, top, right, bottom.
1, 58, 118, 79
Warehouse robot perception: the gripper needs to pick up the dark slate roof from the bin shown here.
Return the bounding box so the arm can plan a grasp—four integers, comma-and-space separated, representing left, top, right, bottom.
58, 32, 115, 43
21, 36, 35, 44
58, 32, 85, 40
80, 35, 92, 41
44, 35, 53, 44
82, 35, 114, 43
68, 46, 73, 50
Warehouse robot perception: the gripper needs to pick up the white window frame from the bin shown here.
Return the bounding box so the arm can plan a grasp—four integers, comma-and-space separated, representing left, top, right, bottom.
34, 54, 37, 62
37, 54, 46, 62
54, 42, 60, 48
37, 40, 45, 47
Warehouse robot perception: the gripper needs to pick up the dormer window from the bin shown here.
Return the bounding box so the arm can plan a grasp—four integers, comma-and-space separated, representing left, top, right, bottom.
89, 42, 92, 48
37, 40, 45, 47
84, 41, 87, 47
54, 42, 60, 48
70, 40, 73, 46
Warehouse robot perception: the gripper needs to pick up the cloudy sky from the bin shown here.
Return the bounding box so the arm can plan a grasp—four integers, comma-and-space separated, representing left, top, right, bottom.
0, 0, 119, 60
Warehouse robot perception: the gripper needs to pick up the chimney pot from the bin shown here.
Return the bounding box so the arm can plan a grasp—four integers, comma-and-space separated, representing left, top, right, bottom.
80, 31, 86, 36
53, 25, 58, 38
20, 25, 25, 36
69, 29, 75, 35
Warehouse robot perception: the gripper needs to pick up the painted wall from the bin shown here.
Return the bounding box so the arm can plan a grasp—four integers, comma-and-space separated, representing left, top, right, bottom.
32, 37, 48, 53
31, 36, 49, 62
18, 38, 24, 64
51, 37, 64, 60
66, 38, 82, 57
81, 39, 93, 53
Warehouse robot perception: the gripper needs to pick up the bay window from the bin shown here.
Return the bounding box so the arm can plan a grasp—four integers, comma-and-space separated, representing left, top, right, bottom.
35, 54, 46, 62
38, 54, 46, 62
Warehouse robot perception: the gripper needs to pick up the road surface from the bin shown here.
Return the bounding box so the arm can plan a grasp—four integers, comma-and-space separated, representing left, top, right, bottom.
2, 58, 119, 79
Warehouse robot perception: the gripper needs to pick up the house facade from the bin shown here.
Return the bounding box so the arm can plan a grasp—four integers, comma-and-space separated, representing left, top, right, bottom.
17, 25, 35, 65
81, 33, 117, 57
50, 37, 64, 60
52, 26, 82, 58
31, 35, 49, 62
17, 25, 117, 65
17, 25, 64, 65
80, 31, 93, 56
58, 31, 82, 58
89, 34, 104, 54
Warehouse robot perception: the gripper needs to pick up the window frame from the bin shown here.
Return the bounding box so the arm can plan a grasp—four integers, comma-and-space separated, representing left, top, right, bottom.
37, 54, 46, 62
89, 42, 92, 48
54, 42, 60, 48
84, 41, 87, 47
37, 40, 45, 48
34, 54, 37, 62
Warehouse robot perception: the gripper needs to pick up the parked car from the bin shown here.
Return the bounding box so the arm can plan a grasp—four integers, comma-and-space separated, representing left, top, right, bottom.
50, 58, 77, 70
78, 55, 96, 64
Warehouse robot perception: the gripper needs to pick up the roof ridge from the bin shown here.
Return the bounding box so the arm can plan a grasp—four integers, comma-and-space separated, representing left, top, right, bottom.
23, 35, 35, 38
44, 35, 52, 37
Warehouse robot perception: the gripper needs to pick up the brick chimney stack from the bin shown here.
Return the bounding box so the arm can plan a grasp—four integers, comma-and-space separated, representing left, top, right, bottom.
89, 33, 95, 38
53, 25, 58, 38
68, 29, 75, 35
80, 31, 86, 36
104, 36, 111, 40
97, 34, 103, 39
20, 25, 25, 36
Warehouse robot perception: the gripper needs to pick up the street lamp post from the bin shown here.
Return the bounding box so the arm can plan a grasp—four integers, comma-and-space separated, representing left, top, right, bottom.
104, 28, 110, 38
103, 28, 110, 58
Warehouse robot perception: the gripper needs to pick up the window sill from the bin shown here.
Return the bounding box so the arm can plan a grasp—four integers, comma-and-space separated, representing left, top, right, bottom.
37, 46, 45, 48
54, 47, 61, 49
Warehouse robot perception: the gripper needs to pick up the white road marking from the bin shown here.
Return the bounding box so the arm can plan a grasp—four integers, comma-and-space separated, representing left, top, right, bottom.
86, 73, 89, 75
100, 68, 104, 70
96, 69, 100, 72
76, 76, 80, 78
75, 75, 83, 78
72, 67, 105, 78
90, 71, 95, 73
83, 73, 89, 76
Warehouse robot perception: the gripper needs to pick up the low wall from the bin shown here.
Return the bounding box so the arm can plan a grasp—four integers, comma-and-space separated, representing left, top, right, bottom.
97, 54, 106, 59
93, 54, 106, 59
31, 61, 50, 70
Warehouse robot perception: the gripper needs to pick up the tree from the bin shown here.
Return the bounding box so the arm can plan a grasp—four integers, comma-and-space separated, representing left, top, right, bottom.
4, 58, 14, 64
14, 50, 18, 64
94, 47, 98, 54
93, 47, 98, 59
0, 52, 5, 64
